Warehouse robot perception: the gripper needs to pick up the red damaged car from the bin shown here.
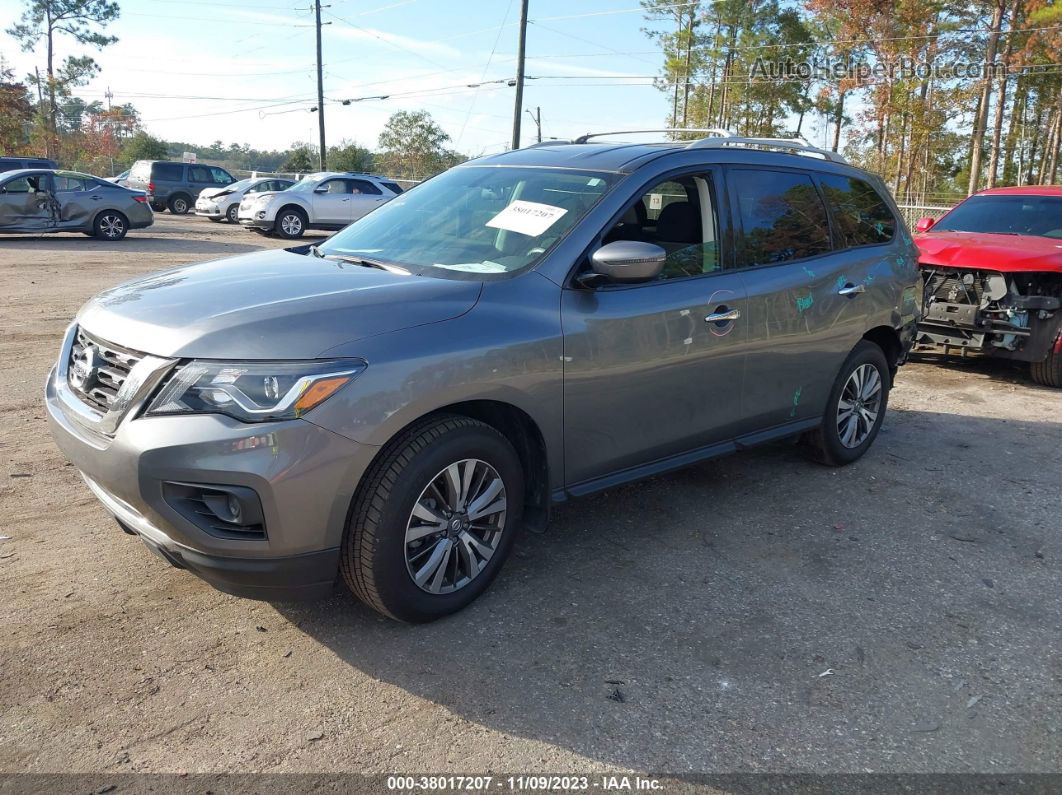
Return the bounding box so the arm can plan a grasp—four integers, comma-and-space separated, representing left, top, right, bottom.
914, 186, 1062, 387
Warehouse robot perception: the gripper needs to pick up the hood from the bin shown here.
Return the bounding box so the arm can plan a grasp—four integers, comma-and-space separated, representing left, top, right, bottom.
77, 248, 482, 359
916, 230, 1062, 273
199, 186, 235, 199
245, 190, 281, 203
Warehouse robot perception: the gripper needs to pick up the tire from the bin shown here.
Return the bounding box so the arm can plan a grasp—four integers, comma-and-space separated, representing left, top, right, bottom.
803, 340, 890, 466
273, 206, 307, 239
208, 216, 222, 223
1030, 350, 1062, 388
226, 203, 239, 224
341, 415, 524, 623
150, 201, 165, 212
167, 194, 191, 214
92, 210, 128, 241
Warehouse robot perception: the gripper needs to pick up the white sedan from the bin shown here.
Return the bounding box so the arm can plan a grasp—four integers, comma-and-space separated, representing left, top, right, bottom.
195, 176, 294, 223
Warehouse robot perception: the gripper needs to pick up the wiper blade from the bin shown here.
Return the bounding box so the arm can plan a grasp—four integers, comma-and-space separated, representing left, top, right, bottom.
324, 253, 411, 275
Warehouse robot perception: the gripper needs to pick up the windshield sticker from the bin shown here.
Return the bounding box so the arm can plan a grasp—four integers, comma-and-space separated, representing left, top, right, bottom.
440, 261, 508, 273
486, 200, 568, 237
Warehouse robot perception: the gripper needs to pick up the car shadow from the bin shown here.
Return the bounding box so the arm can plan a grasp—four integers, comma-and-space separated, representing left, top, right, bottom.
273, 408, 1062, 772
908, 349, 1054, 391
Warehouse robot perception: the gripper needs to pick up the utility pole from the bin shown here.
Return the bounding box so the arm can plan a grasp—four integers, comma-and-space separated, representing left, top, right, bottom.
511, 0, 529, 150
315, 0, 327, 170
525, 106, 541, 143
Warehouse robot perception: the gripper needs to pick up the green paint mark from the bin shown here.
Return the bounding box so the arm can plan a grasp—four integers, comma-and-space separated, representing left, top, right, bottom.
803, 266, 816, 279
790, 386, 802, 418
796, 294, 814, 313
835, 275, 848, 291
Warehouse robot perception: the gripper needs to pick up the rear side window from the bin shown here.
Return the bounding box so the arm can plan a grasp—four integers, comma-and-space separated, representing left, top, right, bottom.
54, 174, 93, 191
819, 174, 895, 247
152, 162, 182, 181
350, 179, 382, 195
729, 169, 832, 266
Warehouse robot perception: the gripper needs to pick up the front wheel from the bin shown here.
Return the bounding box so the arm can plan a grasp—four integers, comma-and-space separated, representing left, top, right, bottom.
1030, 350, 1062, 388
341, 416, 524, 622
226, 203, 239, 223
274, 208, 306, 239
803, 340, 890, 466
93, 211, 128, 240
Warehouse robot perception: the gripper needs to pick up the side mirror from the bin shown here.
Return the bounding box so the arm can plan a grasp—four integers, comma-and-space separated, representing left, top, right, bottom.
314, 185, 328, 193
915, 216, 936, 233
588, 241, 667, 284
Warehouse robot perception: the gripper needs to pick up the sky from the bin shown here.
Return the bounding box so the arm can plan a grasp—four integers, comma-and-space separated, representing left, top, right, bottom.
0, 0, 835, 159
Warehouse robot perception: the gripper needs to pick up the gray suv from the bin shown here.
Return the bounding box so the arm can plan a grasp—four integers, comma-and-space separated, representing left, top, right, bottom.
126, 160, 235, 214
46, 132, 921, 622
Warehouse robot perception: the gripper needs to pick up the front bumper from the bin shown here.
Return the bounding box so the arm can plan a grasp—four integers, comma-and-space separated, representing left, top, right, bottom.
238, 214, 273, 230
45, 353, 379, 600
195, 206, 224, 219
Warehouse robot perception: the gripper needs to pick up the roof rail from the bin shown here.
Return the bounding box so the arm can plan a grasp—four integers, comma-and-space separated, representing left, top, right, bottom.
687, 135, 848, 164
572, 128, 732, 144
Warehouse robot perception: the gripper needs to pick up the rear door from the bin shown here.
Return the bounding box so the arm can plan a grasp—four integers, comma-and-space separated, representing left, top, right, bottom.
52, 172, 98, 229
727, 167, 876, 430
310, 178, 353, 224
187, 165, 216, 197
348, 178, 387, 220
561, 168, 749, 488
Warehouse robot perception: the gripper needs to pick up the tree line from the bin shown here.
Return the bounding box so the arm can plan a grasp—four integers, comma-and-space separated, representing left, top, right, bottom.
642, 0, 1061, 201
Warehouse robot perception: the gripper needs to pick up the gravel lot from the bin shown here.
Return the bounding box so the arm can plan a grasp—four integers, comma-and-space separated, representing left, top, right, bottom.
1, 214, 1060, 775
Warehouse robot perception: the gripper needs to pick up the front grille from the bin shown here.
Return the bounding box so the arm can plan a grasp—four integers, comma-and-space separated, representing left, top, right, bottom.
927, 271, 985, 306
68, 327, 145, 412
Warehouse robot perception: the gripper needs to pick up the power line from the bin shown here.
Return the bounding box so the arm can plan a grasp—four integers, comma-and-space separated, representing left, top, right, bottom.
457, 0, 515, 148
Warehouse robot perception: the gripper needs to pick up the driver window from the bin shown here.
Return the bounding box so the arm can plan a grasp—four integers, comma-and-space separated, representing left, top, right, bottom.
322, 179, 348, 194
2, 176, 38, 194
602, 174, 720, 279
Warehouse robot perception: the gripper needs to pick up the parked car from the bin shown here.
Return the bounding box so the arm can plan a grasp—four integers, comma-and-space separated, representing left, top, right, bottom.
195, 176, 295, 224
106, 169, 130, 187
237, 171, 403, 238
0, 168, 152, 239
914, 186, 1062, 386
45, 132, 919, 621
126, 160, 236, 214
0, 155, 59, 173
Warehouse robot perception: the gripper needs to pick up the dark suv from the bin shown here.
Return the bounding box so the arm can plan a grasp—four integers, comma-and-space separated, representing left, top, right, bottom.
126, 160, 236, 214
0, 155, 59, 173
46, 131, 921, 622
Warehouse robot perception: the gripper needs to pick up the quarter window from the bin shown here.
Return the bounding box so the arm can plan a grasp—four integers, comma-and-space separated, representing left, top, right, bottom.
730, 169, 832, 266
819, 174, 895, 247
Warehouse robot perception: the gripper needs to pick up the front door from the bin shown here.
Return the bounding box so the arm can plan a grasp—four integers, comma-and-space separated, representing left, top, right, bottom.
0, 173, 55, 230
311, 178, 354, 225
725, 167, 879, 429
561, 171, 749, 488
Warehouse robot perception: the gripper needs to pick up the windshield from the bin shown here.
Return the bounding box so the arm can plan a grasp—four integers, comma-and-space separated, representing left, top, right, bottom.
318, 166, 616, 275
935, 195, 1062, 239
223, 178, 253, 192
289, 175, 328, 193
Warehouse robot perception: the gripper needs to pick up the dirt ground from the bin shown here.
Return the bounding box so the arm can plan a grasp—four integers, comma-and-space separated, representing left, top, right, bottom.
1, 214, 1060, 776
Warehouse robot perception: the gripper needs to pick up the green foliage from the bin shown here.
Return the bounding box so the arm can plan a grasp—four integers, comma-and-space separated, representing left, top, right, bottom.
120, 131, 167, 162
377, 110, 463, 179
283, 143, 317, 173
329, 139, 374, 173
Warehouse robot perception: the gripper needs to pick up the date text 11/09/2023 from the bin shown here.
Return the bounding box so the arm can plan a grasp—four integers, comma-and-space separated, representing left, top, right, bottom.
386, 775, 663, 791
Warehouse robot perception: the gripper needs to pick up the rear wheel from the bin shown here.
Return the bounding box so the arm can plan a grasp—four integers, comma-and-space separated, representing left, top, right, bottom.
803, 340, 890, 466
274, 207, 306, 239
1030, 350, 1062, 388
341, 415, 524, 622
93, 211, 128, 240
150, 201, 165, 212
168, 194, 191, 214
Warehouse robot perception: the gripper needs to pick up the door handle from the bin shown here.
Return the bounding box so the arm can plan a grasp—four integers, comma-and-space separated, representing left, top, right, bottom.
838, 283, 865, 296
705, 308, 741, 323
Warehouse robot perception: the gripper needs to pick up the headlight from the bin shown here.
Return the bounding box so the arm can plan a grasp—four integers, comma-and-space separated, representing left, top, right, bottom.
144, 359, 366, 422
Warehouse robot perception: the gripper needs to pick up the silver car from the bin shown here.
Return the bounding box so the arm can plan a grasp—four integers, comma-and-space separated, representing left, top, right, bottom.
195, 176, 295, 224
1, 169, 153, 240
46, 133, 921, 621
237, 172, 403, 238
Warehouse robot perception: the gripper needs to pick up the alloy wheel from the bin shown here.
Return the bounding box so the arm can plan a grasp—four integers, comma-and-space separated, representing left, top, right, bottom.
837, 363, 882, 448
404, 458, 507, 595
280, 214, 303, 236
172, 198, 187, 213
99, 214, 124, 239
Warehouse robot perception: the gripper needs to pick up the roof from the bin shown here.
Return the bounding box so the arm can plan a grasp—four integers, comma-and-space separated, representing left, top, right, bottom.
974, 185, 1062, 196
468, 137, 861, 176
